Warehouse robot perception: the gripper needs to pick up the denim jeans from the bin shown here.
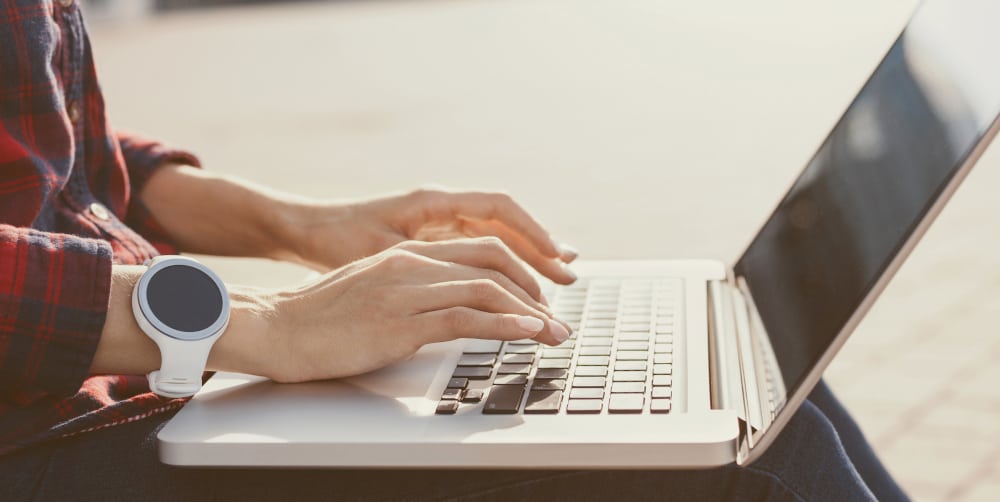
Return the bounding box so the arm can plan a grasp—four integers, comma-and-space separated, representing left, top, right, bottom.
0, 380, 908, 502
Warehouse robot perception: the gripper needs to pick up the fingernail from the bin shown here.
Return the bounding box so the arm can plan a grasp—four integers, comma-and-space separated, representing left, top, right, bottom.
561, 262, 578, 281
548, 319, 570, 342
516, 316, 545, 333
559, 244, 579, 262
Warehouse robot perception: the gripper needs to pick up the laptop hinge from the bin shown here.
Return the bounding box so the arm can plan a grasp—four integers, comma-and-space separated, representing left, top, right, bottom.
707, 279, 768, 465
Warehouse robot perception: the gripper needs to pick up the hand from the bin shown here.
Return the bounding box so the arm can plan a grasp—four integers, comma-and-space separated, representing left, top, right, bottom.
240, 239, 572, 383
284, 188, 579, 284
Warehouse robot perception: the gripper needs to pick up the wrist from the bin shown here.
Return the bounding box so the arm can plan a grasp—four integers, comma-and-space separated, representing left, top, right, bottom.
272, 200, 352, 271
206, 285, 279, 379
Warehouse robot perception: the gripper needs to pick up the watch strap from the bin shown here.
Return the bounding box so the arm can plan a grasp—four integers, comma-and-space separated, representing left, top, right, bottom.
146, 334, 222, 398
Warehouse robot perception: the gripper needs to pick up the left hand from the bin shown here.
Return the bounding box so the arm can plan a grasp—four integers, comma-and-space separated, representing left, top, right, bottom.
284, 188, 578, 284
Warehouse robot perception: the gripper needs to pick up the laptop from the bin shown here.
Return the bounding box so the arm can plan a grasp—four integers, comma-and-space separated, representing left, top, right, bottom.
159, 0, 1000, 468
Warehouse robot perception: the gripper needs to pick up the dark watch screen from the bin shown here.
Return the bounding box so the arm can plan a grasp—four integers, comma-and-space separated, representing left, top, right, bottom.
147, 264, 224, 333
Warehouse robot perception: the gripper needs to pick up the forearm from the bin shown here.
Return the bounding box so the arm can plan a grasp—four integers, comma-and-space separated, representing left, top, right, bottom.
139, 163, 314, 263
89, 264, 276, 378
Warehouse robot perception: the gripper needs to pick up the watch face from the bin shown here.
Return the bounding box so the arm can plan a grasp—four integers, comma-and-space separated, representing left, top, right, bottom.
146, 264, 224, 336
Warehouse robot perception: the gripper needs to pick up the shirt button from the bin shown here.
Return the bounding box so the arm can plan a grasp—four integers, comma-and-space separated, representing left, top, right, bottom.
67, 101, 81, 124
59, 0, 74, 7
89, 202, 110, 221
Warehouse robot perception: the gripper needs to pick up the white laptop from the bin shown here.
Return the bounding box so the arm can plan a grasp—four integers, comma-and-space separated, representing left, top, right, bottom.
159, 0, 1000, 469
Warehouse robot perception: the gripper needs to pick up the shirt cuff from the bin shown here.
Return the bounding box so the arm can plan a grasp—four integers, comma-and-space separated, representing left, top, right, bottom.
115, 131, 202, 198
0, 226, 113, 397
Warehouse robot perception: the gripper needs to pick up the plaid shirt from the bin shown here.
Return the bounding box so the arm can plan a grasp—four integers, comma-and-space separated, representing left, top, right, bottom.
0, 0, 201, 455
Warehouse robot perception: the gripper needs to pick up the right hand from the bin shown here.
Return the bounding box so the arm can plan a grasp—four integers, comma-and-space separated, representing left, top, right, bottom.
254, 238, 572, 383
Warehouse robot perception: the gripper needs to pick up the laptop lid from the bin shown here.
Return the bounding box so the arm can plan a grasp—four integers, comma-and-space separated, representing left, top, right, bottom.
731, 0, 1000, 464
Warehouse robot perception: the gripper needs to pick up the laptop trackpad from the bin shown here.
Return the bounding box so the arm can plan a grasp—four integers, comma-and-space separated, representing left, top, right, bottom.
179, 340, 462, 442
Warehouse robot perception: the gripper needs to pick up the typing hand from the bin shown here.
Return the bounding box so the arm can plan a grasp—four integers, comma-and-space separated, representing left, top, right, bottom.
244, 240, 572, 383
283, 188, 578, 284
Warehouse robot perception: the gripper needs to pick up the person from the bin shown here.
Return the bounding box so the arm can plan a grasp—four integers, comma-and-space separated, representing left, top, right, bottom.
0, 1, 910, 500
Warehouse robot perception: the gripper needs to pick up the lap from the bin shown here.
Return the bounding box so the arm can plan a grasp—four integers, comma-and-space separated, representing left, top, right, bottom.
1, 393, 880, 502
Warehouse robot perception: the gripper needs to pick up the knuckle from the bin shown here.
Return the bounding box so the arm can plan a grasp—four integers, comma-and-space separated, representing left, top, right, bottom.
477, 236, 506, 254
384, 249, 417, 266
469, 279, 500, 302
410, 187, 443, 202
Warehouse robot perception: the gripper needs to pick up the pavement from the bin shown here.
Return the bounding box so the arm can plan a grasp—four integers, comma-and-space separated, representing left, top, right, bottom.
87, 0, 1000, 499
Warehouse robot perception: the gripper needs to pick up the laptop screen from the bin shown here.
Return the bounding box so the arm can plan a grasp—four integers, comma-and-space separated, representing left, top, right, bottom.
734, 0, 1000, 403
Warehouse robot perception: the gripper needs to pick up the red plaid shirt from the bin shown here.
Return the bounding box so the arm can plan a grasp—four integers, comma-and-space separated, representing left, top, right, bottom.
0, 0, 201, 455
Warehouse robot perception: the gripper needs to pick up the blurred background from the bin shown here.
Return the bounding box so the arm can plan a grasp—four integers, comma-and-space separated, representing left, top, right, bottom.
81, 1, 1000, 500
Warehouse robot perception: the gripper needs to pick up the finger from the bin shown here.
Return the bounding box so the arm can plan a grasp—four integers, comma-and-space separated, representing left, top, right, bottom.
416, 190, 563, 260
402, 281, 567, 344
415, 306, 568, 346
461, 219, 577, 285
394, 238, 545, 304
396, 256, 555, 320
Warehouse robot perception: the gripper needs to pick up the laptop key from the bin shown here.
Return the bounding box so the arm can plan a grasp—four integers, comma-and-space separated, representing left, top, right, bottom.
618, 342, 649, 351
585, 320, 616, 328
653, 375, 673, 387
506, 345, 538, 354
462, 389, 485, 403
572, 377, 607, 388
482, 385, 525, 414
436, 401, 460, 415
652, 387, 673, 398
538, 359, 571, 370
609, 394, 644, 413
619, 324, 650, 333
651, 399, 672, 413
535, 368, 569, 380
501, 353, 534, 365
463, 339, 503, 354
618, 333, 650, 341
570, 387, 605, 399
577, 356, 610, 366
442, 388, 463, 400
574, 366, 608, 377
524, 390, 563, 414
498, 363, 532, 375
653, 364, 673, 375
611, 382, 645, 394
580, 328, 615, 337
494, 374, 528, 385
567, 399, 603, 414
458, 354, 497, 367
580, 346, 612, 356
586, 311, 618, 320
453, 367, 492, 380
614, 361, 646, 371
509, 339, 539, 345
654, 353, 673, 364
447, 377, 469, 389
541, 348, 573, 359
581, 338, 613, 347
615, 351, 648, 361
532, 379, 566, 391
613, 371, 646, 382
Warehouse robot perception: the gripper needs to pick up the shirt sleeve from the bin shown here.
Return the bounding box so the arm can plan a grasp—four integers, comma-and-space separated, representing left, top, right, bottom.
0, 225, 113, 398
115, 132, 202, 252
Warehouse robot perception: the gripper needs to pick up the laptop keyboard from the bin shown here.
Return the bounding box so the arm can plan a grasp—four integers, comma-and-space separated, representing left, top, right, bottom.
436, 278, 681, 415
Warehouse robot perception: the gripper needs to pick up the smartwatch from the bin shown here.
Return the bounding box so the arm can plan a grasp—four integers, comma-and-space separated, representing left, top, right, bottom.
131, 255, 230, 398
